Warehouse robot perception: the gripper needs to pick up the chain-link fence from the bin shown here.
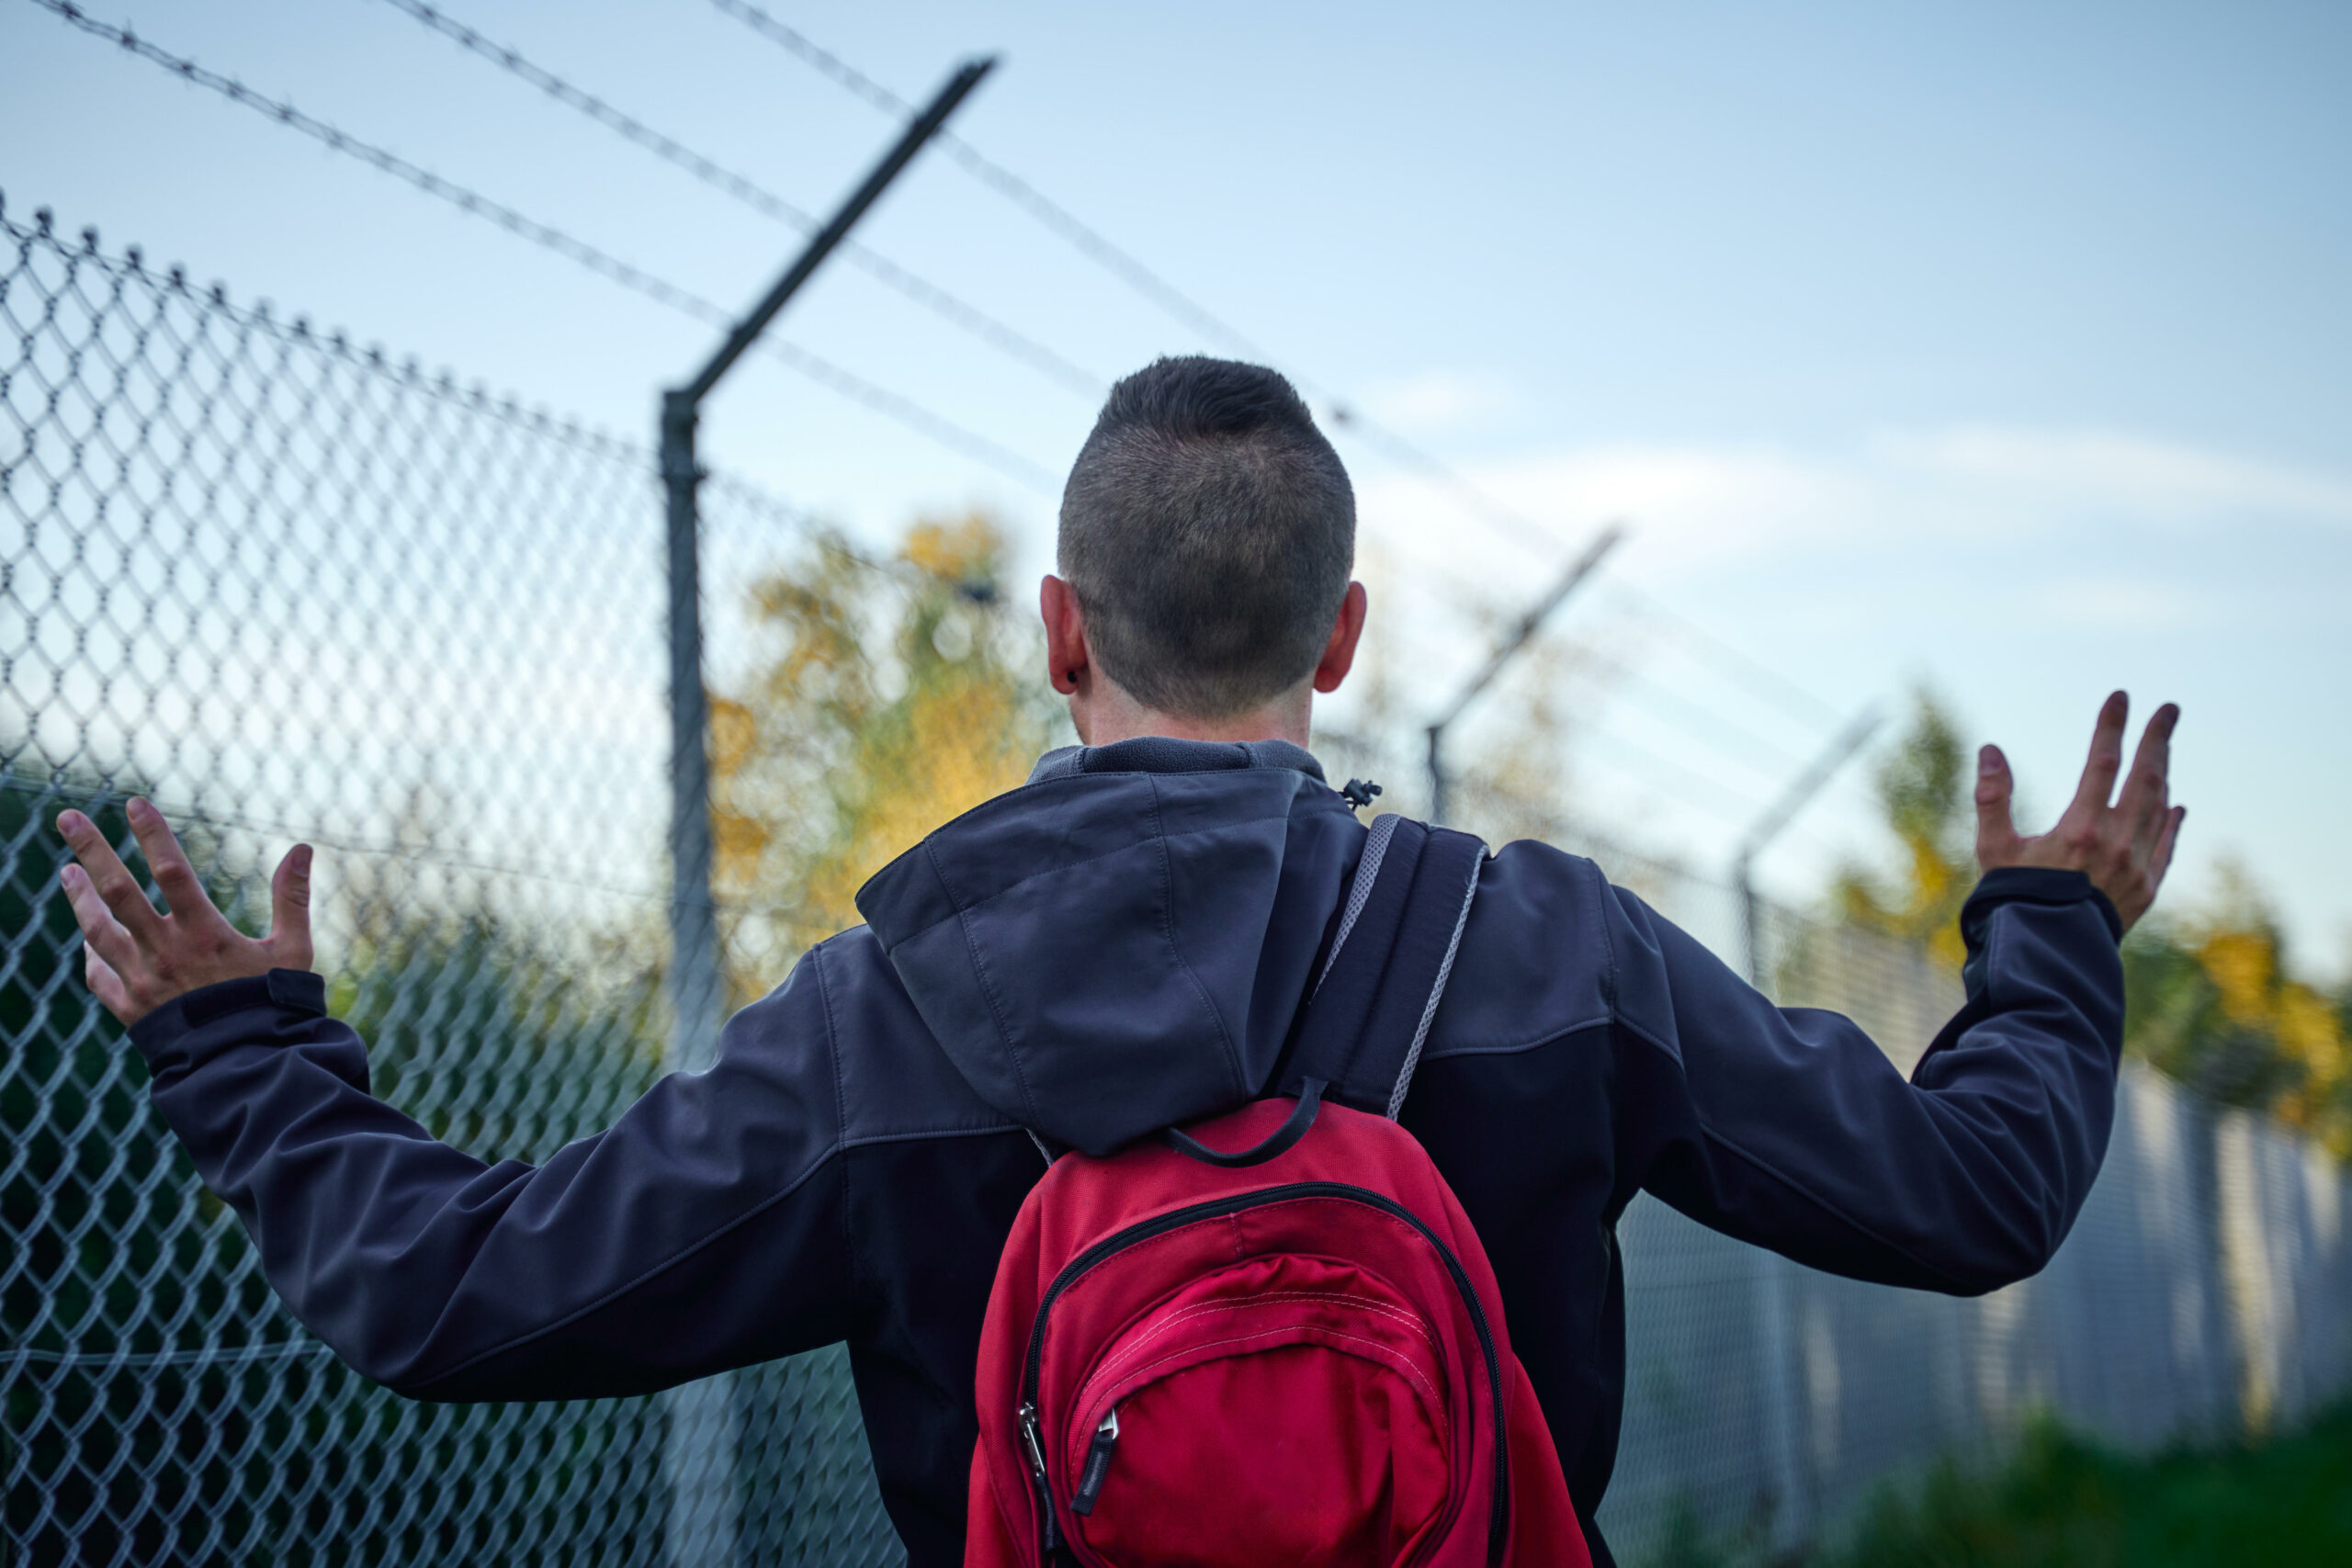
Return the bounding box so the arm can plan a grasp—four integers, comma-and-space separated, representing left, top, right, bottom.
1318, 740, 2352, 1559
6, 199, 2350, 1568
0, 197, 906, 1566
1595, 964, 2352, 1562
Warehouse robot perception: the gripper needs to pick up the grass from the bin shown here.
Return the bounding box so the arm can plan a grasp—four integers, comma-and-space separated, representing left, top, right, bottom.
1636, 1400, 2352, 1568
1819, 1401, 2352, 1568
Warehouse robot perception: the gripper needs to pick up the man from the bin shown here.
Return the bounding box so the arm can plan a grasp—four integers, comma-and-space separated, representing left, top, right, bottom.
56, 356, 2182, 1566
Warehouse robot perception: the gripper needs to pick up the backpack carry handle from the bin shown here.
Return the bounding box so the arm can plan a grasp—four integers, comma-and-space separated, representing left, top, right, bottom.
1164, 1078, 1326, 1168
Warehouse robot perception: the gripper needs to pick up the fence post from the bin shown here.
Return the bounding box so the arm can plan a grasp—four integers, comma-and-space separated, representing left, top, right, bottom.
1738, 887, 1814, 1550
2214, 1111, 2279, 1437
662, 388, 725, 1081
659, 387, 741, 1568
1422, 525, 1622, 826
1752, 1247, 1814, 1551
1731, 704, 1883, 990
651, 60, 995, 1565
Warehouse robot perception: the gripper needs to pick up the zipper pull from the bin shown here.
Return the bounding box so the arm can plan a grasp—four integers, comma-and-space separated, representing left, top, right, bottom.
1017, 1402, 1062, 1556
1069, 1405, 1120, 1517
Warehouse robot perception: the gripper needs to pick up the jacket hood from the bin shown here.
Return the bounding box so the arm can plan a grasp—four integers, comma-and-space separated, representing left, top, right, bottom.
854, 738, 1364, 1155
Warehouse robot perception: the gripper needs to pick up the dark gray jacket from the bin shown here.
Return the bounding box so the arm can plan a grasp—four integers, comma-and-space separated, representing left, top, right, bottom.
130, 738, 2127, 1565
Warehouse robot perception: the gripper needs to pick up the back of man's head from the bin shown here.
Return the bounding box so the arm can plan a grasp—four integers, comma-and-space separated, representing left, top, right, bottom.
1058, 356, 1355, 721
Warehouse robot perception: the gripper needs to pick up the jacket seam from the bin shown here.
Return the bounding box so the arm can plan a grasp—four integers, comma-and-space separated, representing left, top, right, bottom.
1588, 860, 1623, 1016
1146, 774, 1250, 1100
928, 836, 1047, 1129
1985, 909, 2010, 1013
839, 1124, 1027, 1151
1420, 1015, 1612, 1061
813, 942, 864, 1338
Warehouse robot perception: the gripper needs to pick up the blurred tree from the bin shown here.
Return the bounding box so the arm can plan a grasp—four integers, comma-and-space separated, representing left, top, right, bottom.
2126, 869, 2349, 1157
709, 514, 1063, 997
1833, 689, 1974, 970
329, 907, 664, 1157
1830, 692, 2349, 1157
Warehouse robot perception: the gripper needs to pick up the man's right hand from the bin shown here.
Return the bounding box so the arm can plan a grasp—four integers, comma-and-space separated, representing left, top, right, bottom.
1974, 691, 2184, 934
56, 797, 314, 1027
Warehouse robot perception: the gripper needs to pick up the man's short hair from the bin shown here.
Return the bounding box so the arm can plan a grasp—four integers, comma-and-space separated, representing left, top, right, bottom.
1058, 356, 1355, 720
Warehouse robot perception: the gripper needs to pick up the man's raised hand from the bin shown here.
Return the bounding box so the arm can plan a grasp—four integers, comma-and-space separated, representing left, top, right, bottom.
54, 798, 313, 1027
1974, 692, 2184, 934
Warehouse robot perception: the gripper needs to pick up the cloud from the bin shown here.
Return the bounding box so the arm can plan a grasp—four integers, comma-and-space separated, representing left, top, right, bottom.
1357, 441, 1863, 581
1881, 427, 2352, 525
1355, 424, 2352, 591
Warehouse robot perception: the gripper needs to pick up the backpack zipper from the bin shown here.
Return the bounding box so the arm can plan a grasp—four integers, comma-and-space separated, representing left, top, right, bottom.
1069, 1406, 1119, 1517
1017, 1180, 1510, 1567
1017, 1402, 1061, 1556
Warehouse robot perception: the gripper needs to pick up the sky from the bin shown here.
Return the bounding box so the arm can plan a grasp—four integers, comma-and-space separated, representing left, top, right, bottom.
4, 0, 2347, 972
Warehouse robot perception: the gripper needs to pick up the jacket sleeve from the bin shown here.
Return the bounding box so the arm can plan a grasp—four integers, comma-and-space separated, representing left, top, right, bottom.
127, 948, 856, 1400
1615, 865, 2126, 1294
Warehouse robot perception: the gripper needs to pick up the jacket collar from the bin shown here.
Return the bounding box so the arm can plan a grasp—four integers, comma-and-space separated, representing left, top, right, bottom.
1025, 736, 1328, 786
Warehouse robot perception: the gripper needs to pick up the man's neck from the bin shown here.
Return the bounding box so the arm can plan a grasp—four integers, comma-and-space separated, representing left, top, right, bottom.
1071, 684, 1313, 750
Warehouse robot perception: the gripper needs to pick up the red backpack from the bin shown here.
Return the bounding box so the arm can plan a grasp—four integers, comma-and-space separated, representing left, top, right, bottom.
966, 816, 1590, 1567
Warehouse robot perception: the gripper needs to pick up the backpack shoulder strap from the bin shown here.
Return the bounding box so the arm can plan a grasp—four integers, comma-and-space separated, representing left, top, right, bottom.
1279, 814, 1486, 1120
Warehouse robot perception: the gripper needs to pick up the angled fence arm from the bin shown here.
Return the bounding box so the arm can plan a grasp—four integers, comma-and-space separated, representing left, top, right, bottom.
656, 57, 993, 1568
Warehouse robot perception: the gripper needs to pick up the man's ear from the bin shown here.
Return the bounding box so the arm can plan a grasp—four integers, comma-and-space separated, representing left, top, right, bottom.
1039, 574, 1088, 694
1311, 581, 1370, 694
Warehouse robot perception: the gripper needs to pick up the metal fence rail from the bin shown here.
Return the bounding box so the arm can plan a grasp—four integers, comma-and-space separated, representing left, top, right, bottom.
7, 203, 2350, 1568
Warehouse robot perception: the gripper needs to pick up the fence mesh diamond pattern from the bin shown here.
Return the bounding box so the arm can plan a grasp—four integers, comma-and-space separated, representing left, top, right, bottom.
6, 198, 2351, 1568
0, 199, 900, 1566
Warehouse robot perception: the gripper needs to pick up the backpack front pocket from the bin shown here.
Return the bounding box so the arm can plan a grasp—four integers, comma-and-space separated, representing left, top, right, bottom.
1061, 1253, 1456, 1568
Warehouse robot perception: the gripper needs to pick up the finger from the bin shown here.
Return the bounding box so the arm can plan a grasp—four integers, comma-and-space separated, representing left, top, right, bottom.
124, 796, 218, 925
59, 863, 145, 976
2070, 690, 2131, 813
2147, 805, 2187, 888
266, 844, 316, 969
2114, 704, 2181, 839
1973, 743, 2024, 866
55, 810, 164, 943
82, 942, 138, 1023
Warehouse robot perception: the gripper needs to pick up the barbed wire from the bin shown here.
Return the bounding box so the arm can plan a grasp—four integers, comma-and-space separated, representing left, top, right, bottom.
27, 0, 1063, 494
11, 176, 2339, 1568
700, 0, 1600, 561
382, 0, 1843, 752
0, 187, 932, 593
704, 0, 1276, 366
696, 0, 1855, 742
1562, 638, 1813, 780
368, 0, 1107, 401
398, 0, 1815, 768
0, 193, 946, 904
25, 0, 1851, 790
1319, 403, 1598, 558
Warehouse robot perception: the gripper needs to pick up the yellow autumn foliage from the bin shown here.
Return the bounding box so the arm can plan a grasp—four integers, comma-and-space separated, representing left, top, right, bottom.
707, 514, 1060, 998
1840, 697, 2350, 1158
2154, 876, 2351, 1156
1834, 690, 1973, 972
